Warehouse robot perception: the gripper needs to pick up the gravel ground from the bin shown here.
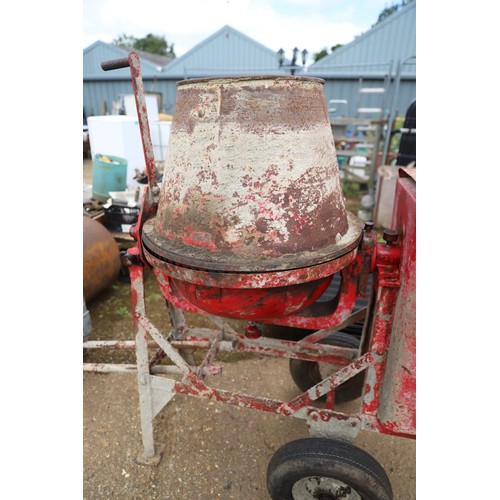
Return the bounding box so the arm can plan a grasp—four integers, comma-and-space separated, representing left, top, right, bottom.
84, 357, 416, 500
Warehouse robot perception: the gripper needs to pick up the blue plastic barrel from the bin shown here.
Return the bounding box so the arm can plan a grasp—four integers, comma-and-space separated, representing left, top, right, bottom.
92, 154, 128, 202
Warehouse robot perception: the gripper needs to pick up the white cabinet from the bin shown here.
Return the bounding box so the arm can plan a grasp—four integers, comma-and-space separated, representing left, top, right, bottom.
87, 115, 171, 189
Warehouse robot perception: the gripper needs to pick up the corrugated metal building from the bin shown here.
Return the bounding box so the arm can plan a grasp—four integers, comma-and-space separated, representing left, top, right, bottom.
307, 0, 416, 118
83, 26, 289, 117
161, 25, 289, 78
83, 41, 175, 116
83, 3, 415, 119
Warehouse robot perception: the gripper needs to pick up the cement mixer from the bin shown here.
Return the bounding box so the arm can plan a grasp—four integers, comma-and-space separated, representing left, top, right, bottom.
83, 52, 416, 500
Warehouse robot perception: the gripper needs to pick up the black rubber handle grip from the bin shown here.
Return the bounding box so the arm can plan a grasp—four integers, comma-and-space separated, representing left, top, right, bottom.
101, 57, 130, 71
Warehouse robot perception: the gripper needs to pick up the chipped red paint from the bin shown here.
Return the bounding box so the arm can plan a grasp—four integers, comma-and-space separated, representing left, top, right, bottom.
125, 187, 415, 445
357, 225, 377, 296
362, 416, 415, 439
376, 171, 416, 437
138, 224, 376, 336
170, 273, 332, 320
357, 172, 415, 440
361, 244, 401, 418
260, 242, 368, 330
127, 52, 158, 188
90, 55, 417, 457
231, 338, 356, 365
152, 269, 206, 313
105, 53, 162, 267
137, 75, 365, 321
143, 238, 360, 287
307, 408, 360, 425
143, 244, 360, 321
279, 352, 378, 415
144, 76, 360, 270
128, 262, 144, 324
147, 245, 366, 330
244, 322, 262, 339
173, 381, 284, 413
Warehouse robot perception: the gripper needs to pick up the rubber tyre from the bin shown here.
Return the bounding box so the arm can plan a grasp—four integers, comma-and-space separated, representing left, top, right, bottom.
260, 324, 315, 341
266, 438, 393, 500
289, 332, 364, 404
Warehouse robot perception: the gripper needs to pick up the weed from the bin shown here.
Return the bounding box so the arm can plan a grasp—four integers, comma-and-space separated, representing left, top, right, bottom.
116, 306, 129, 316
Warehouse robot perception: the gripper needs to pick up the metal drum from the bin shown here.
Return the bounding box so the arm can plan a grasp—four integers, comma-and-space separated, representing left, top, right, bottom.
142, 76, 363, 319
83, 216, 121, 302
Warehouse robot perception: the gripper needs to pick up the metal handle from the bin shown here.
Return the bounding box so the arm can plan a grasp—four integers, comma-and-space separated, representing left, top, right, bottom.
100, 51, 160, 201
101, 57, 131, 71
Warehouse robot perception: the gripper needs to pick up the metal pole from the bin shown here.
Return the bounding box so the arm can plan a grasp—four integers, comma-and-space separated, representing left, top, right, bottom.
369, 60, 392, 179
381, 56, 416, 165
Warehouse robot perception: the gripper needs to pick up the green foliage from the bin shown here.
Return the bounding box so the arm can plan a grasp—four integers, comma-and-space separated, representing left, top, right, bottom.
373, 0, 413, 27
341, 178, 361, 198
113, 34, 136, 50
146, 292, 163, 303
313, 44, 343, 62
313, 48, 329, 62
116, 306, 129, 316
314, 0, 412, 62
390, 116, 406, 152
113, 33, 176, 57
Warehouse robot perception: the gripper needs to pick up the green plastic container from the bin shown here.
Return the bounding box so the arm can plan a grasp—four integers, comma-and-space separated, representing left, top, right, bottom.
92, 154, 128, 203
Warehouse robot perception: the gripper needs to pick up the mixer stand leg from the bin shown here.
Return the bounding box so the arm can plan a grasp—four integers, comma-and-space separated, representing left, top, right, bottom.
131, 264, 166, 466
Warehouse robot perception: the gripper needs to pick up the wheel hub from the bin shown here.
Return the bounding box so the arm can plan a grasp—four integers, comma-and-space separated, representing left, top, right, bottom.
292, 476, 362, 499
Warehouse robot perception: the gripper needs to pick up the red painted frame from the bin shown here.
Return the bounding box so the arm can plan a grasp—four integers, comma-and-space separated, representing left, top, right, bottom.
108, 50, 416, 441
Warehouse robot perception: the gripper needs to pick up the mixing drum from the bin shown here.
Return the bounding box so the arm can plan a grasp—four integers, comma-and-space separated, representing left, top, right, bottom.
141, 76, 363, 319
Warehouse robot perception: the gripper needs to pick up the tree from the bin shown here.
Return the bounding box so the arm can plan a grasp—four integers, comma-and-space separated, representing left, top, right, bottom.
113, 33, 176, 57
313, 44, 343, 62
113, 34, 136, 50
313, 48, 329, 62
372, 0, 412, 27
313, 0, 412, 62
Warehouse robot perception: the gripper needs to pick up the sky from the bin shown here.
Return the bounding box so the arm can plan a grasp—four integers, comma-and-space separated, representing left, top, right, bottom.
83, 0, 394, 63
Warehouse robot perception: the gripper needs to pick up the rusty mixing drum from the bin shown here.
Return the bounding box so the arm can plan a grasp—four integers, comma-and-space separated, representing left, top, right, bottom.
141, 76, 363, 319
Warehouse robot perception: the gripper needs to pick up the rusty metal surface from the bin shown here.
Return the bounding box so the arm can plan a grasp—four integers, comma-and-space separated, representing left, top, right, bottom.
258, 236, 372, 330
127, 52, 158, 189
124, 266, 378, 432
144, 232, 359, 287
101, 52, 158, 190
142, 213, 363, 273
142, 76, 363, 273
83, 216, 121, 302
85, 55, 417, 490
278, 351, 380, 416
360, 243, 401, 423
377, 175, 416, 436
148, 248, 362, 324
169, 274, 332, 320
178, 74, 325, 86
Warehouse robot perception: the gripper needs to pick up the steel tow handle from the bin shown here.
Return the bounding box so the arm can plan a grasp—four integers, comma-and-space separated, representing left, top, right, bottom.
101, 57, 131, 72
100, 51, 159, 194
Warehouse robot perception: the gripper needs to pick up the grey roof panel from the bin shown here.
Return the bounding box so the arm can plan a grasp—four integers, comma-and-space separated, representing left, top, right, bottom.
308, 1, 416, 77
84, 41, 168, 79
162, 25, 286, 77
